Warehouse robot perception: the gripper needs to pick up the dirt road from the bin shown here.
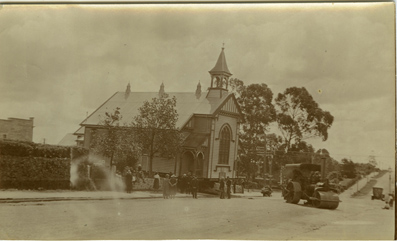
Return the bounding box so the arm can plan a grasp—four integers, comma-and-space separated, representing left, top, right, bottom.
0, 173, 394, 240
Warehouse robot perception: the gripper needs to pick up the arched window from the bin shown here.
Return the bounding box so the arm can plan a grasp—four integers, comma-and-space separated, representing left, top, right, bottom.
218, 126, 231, 164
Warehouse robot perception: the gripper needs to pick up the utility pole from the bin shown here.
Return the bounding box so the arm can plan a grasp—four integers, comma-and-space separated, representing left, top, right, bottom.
388, 167, 392, 194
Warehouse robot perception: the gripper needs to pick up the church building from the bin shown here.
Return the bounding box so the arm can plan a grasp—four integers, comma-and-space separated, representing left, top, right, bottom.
77, 47, 242, 180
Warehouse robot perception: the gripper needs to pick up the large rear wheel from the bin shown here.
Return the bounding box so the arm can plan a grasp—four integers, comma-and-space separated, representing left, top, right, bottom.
285, 182, 301, 204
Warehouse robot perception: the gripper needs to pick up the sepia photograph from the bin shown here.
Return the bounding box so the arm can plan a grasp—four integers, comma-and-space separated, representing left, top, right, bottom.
0, 3, 395, 240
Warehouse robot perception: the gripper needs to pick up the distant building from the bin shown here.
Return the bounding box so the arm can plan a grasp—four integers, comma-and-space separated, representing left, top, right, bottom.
77, 47, 242, 180
58, 133, 78, 146
0, 117, 34, 142
58, 127, 85, 147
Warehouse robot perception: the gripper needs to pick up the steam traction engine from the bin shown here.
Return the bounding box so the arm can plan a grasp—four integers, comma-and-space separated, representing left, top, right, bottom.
281, 164, 340, 209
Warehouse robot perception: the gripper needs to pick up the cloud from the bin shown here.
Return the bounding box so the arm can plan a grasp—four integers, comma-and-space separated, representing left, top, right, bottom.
0, 3, 394, 167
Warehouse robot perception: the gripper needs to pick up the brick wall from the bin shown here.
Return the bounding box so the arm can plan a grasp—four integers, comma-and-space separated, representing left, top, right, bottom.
0, 117, 34, 142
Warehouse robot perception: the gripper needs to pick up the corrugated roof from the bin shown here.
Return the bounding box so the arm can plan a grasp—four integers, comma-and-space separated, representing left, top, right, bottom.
81, 92, 231, 129
209, 48, 232, 75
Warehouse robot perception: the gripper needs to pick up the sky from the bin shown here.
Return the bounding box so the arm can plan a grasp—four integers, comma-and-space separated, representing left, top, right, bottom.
0, 3, 394, 168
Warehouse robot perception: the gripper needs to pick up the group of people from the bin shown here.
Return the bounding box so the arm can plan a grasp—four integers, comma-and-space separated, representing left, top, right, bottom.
123, 165, 147, 193
383, 193, 394, 210
218, 176, 232, 199
162, 172, 199, 199
124, 167, 244, 200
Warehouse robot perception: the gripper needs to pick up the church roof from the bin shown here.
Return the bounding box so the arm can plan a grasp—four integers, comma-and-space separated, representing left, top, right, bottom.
80, 91, 233, 129
209, 48, 232, 76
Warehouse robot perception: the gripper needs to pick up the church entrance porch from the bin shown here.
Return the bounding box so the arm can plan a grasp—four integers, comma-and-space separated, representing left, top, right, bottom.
179, 151, 205, 178
180, 151, 194, 176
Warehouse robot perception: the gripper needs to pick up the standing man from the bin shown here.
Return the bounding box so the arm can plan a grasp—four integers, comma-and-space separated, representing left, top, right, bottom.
137, 164, 145, 183
191, 175, 199, 199
125, 170, 132, 193
186, 172, 192, 195
219, 178, 225, 199
226, 176, 232, 199
389, 193, 394, 209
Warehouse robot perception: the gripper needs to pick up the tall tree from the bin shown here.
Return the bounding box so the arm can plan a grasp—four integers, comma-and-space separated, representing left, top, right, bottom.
235, 83, 277, 180
131, 94, 181, 176
275, 87, 334, 152
90, 108, 140, 171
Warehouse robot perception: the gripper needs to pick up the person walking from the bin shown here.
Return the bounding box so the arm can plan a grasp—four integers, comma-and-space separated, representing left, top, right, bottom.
191, 175, 199, 199
226, 176, 232, 199
389, 193, 394, 209
125, 170, 132, 193
186, 172, 192, 195
219, 178, 225, 199
153, 172, 160, 191
163, 174, 170, 199
137, 164, 145, 183
169, 175, 178, 199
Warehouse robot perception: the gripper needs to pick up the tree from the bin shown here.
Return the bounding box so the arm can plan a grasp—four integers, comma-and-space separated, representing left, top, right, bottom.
236, 83, 277, 180
90, 108, 141, 171
283, 141, 315, 164
341, 158, 356, 178
228, 78, 245, 97
238, 83, 277, 148
368, 155, 377, 167
275, 87, 334, 152
131, 94, 181, 176
237, 152, 259, 181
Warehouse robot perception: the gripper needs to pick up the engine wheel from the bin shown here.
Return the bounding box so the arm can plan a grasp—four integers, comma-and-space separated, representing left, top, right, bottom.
312, 191, 322, 208
285, 182, 301, 204
312, 191, 339, 209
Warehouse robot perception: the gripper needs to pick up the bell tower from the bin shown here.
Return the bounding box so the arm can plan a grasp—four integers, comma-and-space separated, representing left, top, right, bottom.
207, 45, 232, 99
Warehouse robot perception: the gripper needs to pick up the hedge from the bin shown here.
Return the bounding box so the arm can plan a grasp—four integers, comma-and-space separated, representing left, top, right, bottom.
0, 155, 71, 189
0, 139, 88, 158
0, 140, 89, 190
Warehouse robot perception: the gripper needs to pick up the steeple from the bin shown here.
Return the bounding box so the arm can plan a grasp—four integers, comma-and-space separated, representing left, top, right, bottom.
195, 81, 202, 99
159, 82, 165, 97
207, 45, 232, 98
125, 82, 131, 99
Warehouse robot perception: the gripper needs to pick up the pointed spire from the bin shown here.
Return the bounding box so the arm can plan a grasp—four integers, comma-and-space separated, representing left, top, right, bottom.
209, 46, 232, 76
125, 82, 131, 99
159, 82, 165, 97
207, 45, 232, 98
195, 80, 202, 98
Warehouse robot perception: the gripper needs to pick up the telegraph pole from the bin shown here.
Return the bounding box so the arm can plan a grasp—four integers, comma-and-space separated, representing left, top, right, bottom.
388, 167, 392, 194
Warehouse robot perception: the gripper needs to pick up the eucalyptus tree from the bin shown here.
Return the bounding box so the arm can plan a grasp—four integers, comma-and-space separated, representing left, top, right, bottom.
275, 87, 334, 152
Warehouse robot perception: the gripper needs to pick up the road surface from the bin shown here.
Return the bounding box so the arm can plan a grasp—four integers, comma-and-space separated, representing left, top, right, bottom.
0, 173, 394, 240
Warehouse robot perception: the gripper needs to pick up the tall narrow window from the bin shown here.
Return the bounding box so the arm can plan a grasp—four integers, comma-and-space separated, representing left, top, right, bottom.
218, 126, 231, 164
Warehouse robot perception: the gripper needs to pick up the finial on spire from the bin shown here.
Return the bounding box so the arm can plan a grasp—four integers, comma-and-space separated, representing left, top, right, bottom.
222, 42, 225, 50
159, 81, 165, 97
125, 82, 131, 99
196, 80, 202, 98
